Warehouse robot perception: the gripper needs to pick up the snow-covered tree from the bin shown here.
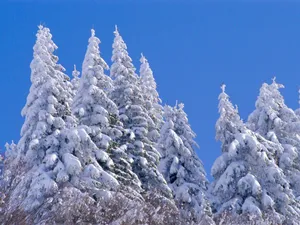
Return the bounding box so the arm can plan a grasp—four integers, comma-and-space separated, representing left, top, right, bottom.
295, 88, 300, 118
1, 27, 120, 224
158, 104, 214, 224
71, 64, 80, 95
248, 78, 300, 199
73, 29, 119, 140
139, 54, 163, 141
1, 26, 182, 224
1, 141, 17, 185
0, 148, 4, 178
72, 29, 141, 192
110, 26, 172, 198
210, 84, 300, 224
0, 25, 82, 216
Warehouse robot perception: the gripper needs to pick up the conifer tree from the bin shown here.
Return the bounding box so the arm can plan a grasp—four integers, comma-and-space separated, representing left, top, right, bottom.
158, 104, 214, 225
139, 54, 163, 141
1, 27, 120, 224
1, 25, 81, 214
1, 141, 17, 186
72, 29, 141, 192
248, 79, 300, 199
210, 84, 300, 224
110, 26, 172, 198
72, 29, 119, 142
295, 88, 300, 117
1, 26, 182, 224
71, 64, 80, 95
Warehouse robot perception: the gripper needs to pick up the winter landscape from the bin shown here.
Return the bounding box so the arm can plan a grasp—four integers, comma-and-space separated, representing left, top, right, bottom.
1, 24, 300, 224
3, 2, 300, 225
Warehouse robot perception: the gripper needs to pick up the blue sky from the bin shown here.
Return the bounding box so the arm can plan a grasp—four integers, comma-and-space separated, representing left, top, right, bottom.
1, 1, 300, 179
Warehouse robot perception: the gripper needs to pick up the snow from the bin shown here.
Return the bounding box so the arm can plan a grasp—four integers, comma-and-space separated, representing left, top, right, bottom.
43, 153, 58, 168
47, 95, 58, 104
139, 157, 148, 167
280, 145, 298, 169
47, 104, 56, 114
134, 140, 144, 148
47, 114, 55, 125
95, 150, 109, 162
213, 162, 246, 193
6, 25, 300, 225
53, 117, 65, 128
54, 161, 69, 183
91, 114, 108, 126
267, 131, 279, 143
29, 138, 39, 150
158, 104, 213, 223
175, 184, 191, 203
237, 174, 261, 196
79, 107, 85, 116
211, 154, 228, 177
212, 85, 289, 221
262, 190, 275, 209
63, 153, 82, 175
83, 164, 101, 179
242, 197, 262, 216
228, 139, 239, 157
99, 170, 119, 187
77, 128, 89, 142
170, 156, 179, 175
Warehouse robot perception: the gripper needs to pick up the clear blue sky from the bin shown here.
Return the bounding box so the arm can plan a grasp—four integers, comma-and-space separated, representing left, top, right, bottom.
1, 1, 300, 179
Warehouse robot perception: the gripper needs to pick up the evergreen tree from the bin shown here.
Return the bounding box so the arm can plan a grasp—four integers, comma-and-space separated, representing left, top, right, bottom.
210, 84, 300, 224
71, 64, 80, 95
110, 26, 172, 198
2, 25, 80, 214
72, 28, 119, 142
4, 141, 17, 164
1, 26, 181, 224
158, 104, 214, 225
295, 88, 300, 117
72, 29, 141, 192
248, 79, 300, 199
1, 141, 17, 186
139, 54, 163, 141
1, 27, 119, 224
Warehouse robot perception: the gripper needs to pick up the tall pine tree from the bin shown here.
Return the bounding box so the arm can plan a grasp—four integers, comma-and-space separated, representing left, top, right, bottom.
110, 26, 172, 198
71, 64, 80, 95
2, 25, 82, 215
210, 84, 300, 224
158, 104, 214, 225
139, 54, 163, 142
248, 79, 300, 199
72, 29, 142, 193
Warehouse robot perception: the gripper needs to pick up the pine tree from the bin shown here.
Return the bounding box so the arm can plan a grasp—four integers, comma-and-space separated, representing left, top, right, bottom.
1, 141, 17, 185
295, 88, 300, 117
72, 29, 141, 192
0, 153, 3, 176
158, 104, 214, 224
4, 141, 17, 164
1, 27, 119, 224
71, 64, 80, 95
72, 28, 118, 141
248, 78, 300, 199
1, 26, 181, 224
139, 54, 163, 142
110, 26, 172, 198
210, 84, 300, 224
1, 26, 82, 215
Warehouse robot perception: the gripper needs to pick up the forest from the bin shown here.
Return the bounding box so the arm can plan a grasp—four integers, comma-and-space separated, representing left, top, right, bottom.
1, 25, 300, 225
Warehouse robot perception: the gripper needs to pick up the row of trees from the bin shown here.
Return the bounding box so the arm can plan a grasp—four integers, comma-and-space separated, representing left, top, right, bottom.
1, 25, 300, 224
